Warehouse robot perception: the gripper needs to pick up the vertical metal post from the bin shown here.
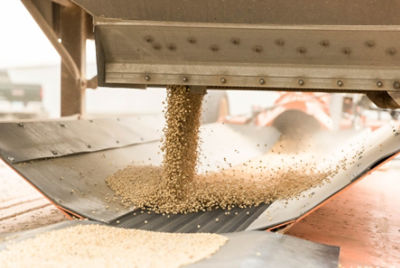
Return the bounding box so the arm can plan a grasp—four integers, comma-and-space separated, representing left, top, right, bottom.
60, 5, 87, 116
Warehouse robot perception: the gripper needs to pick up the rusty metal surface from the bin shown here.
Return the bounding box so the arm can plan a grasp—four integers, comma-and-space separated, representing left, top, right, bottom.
0, 117, 160, 163
0, 220, 340, 268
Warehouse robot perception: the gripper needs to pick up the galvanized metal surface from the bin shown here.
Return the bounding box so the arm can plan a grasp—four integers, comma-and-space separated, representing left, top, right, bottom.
248, 124, 400, 230
68, 0, 400, 96
0, 220, 340, 268
1, 117, 399, 233
0, 117, 160, 163
0, 119, 279, 229
94, 20, 400, 93
112, 205, 269, 233
73, 0, 400, 25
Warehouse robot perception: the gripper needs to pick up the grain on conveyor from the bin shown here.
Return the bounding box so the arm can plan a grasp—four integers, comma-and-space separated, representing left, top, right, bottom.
0, 224, 228, 268
106, 86, 357, 214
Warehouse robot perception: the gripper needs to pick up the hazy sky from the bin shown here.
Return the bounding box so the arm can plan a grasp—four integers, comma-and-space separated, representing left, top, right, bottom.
0, 0, 95, 69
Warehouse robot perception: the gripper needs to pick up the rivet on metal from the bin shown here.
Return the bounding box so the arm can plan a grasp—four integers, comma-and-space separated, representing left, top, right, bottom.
320, 40, 330, 47
51, 150, 58, 156
60, 123, 66, 128
337, 80, 344, 87
7, 156, 14, 162
342, 47, 352, 55
259, 78, 265, 85
87, 144, 92, 149
298, 79, 305, 86
182, 77, 189, 83
167, 44, 176, 51
365, 40, 375, 48
17, 122, 24, 127
376, 81, 383, 88
231, 38, 240, 45
188, 37, 197, 44
297, 47, 307, 54
220, 77, 227, 84
275, 39, 285, 47
386, 47, 397, 56
153, 43, 161, 50
144, 36, 153, 43
144, 75, 151, 81
210, 45, 219, 52
393, 81, 400, 89
253, 45, 263, 53
116, 140, 120, 144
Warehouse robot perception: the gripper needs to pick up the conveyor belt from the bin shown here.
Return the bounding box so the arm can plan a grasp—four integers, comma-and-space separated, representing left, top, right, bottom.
112, 205, 269, 233
0, 117, 280, 232
0, 117, 399, 233
0, 220, 340, 268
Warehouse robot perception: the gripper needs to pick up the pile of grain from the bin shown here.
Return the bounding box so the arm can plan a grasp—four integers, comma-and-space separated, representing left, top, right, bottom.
161, 85, 204, 199
106, 155, 336, 214
0, 224, 228, 268
106, 86, 357, 214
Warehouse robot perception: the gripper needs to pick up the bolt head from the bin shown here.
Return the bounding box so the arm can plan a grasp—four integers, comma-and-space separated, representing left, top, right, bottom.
320, 40, 330, 47
337, 80, 344, 87
387, 47, 397, 56
253, 46, 263, 53
167, 44, 176, 51
182, 77, 189, 83
210, 45, 219, 52
342, 47, 352, 55
231, 38, 240, 45
297, 47, 307, 54
365, 40, 375, 48
220, 77, 227, 84
259, 78, 265, 85
188, 37, 197, 44
275, 39, 285, 47
17, 122, 24, 127
393, 81, 400, 89
298, 79, 305, 86
376, 81, 383, 88
144, 36, 153, 43
144, 75, 151, 81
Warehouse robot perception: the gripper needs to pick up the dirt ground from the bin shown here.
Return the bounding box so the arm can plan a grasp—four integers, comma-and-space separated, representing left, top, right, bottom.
0, 160, 67, 234
288, 159, 400, 267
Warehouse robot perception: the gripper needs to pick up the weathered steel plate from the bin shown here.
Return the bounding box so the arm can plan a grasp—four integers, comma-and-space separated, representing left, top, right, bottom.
0, 116, 161, 163
0, 117, 399, 233
0, 220, 340, 268
248, 124, 400, 230
73, 0, 400, 25
0, 119, 279, 232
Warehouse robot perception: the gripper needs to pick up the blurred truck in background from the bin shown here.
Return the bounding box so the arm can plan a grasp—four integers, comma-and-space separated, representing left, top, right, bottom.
0, 70, 44, 119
